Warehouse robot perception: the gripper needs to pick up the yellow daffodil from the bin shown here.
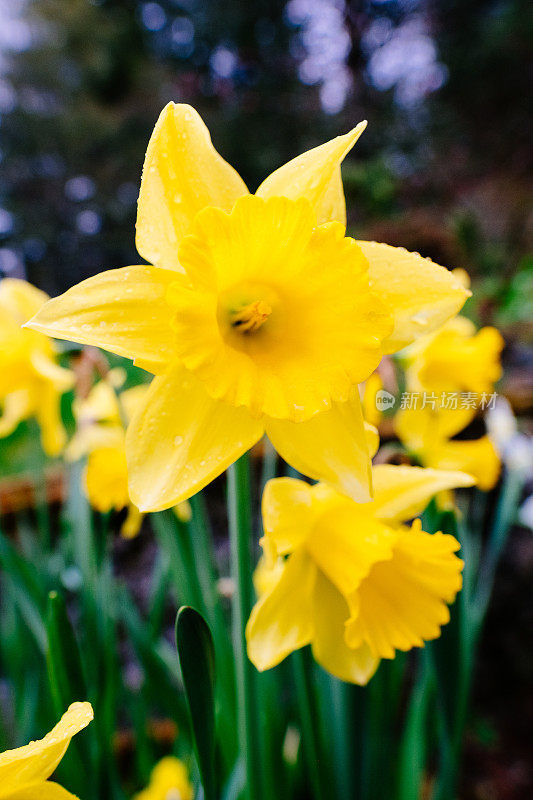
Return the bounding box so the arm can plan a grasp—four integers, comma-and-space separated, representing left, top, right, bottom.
26, 103, 468, 510
66, 379, 147, 537
0, 701, 93, 800
133, 756, 194, 800
0, 278, 74, 456
401, 316, 503, 396
246, 467, 474, 684
395, 404, 500, 491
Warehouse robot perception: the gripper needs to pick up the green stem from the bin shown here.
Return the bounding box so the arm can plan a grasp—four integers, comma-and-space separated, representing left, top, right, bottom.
260, 438, 278, 490
292, 647, 328, 800
227, 455, 262, 800
474, 468, 525, 621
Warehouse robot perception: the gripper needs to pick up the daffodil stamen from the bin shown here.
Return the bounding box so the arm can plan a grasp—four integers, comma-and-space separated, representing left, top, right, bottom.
230, 299, 272, 333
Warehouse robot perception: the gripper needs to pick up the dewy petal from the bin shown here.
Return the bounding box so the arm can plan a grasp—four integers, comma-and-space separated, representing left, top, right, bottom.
136, 103, 248, 269
265, 394, 373, 502
6, 782, 80, 800
257, 122, 367, 225
261, 477, 316, 558
311, 570, 379, 685
246, 548, 316, 671
371, 464, 475, 525
345, 522, 463, 659
0, 702, 93, 792
25, 266, 178, 372
359, 241, 471, 353
126, 363, 263, 511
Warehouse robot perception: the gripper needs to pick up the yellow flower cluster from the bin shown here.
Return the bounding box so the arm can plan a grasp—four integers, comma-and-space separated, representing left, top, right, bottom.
0, 103, 506, 685
396, 314, 503, 490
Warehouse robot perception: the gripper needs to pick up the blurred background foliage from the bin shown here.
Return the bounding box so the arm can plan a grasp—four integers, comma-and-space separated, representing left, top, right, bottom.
0, 0, 531, 323
0, 1, 532, 797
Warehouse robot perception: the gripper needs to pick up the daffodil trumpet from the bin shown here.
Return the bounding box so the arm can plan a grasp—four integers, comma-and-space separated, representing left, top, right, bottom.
25, 102, 469, 511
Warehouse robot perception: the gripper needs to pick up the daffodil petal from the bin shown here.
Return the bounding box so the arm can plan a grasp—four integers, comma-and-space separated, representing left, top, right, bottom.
365, 421, 380, 458
394, 404, 476, 454
0, 390, 32, 438
345, 524, 463, 659
430, 437, 500, 492
359, 241, 470, 352
306, 498, 396, 597
84, 445, 130, 512
72, 380, 122, 428
0, 702, 93, 791
265, 395, 372, 502
121, 505, 144, 539
0, 277, 49, 321
261, 477, 316, 558
257, 122, 367, 225
126, 364, 263, 511
311, 570, 379, 685
6, 782, 80, 800
65, 424, 124, 462
371, 464, 475, 524
30, 352, 74, 393
25, 266, 177, 371
136, 103, 248, 269
36, 381, 68, 457
246, 549, 316, 671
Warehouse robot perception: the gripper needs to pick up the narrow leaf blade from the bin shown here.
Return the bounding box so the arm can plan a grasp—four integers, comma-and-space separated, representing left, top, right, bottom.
175, 606, 217, 800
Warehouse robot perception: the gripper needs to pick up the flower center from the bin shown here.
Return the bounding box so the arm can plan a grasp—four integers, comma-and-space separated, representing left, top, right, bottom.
217, 282, 280, 349
229, 300, 272, 334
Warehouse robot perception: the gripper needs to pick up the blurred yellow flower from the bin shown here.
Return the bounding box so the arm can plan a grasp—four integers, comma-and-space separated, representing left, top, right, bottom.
66, 379, 145, 537
361, 371, 383, 428
27, 103, 468, 510
253, 553, 285, 598
0, 278, 74, 456
133, 756, 193, 800
395, 404, 500, 491
67, 379, 189, 536
402, 316, 503, 396
246, 467, 474, 684
0, 701, 93, 799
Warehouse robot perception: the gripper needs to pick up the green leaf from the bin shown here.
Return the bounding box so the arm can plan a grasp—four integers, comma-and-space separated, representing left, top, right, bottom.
175, 606, 217, 800
46, 591, 88, 714
45, 591, 94, 798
